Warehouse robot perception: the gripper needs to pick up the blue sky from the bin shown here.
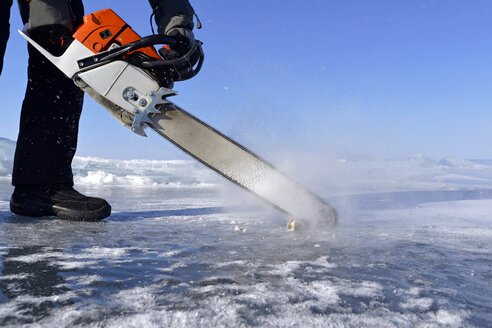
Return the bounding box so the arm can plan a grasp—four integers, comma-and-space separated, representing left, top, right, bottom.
1, 0, 492, 160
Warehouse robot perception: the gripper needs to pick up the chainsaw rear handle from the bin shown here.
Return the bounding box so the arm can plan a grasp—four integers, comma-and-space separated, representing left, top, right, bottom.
143, 40, 204, 81
77, 34, 203, 81
77, 34, 178, 70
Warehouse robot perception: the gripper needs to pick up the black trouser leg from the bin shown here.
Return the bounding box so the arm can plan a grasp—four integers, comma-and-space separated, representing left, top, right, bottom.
12, 45, 84, 186
12, 0, 85, 187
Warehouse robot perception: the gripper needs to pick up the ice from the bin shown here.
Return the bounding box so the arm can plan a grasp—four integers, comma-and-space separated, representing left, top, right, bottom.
0, 138, 219, 188
65, 274, 103, 286
0, 136, 491, 326
2, 137, 492, 193
399, 297, 434, 311
0, 138, 15, 177
71, 157, 219, 188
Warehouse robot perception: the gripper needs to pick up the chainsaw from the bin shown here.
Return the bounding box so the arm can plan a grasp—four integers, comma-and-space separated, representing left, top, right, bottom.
19, 9, 338, 229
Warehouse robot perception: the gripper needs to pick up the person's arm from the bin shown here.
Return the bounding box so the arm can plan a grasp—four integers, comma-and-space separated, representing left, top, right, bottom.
148, 0, 195, 35
0, 0, 13, 75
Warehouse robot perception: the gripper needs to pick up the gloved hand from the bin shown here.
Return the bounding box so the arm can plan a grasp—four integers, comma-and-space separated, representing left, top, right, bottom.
159, 26, 195, 60
149, 0, 203, 81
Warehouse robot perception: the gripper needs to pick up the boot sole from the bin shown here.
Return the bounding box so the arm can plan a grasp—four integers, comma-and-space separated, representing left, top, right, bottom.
53, 203, 111, 221
10, 199, 53, 217
10, 199, 111, 221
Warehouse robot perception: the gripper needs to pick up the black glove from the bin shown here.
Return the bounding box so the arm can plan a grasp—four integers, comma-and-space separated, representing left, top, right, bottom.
159, 27, 195, 60
149, 0, 203, 82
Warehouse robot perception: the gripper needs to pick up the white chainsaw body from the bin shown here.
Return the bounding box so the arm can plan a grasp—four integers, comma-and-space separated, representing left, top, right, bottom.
19, 30, 173, 136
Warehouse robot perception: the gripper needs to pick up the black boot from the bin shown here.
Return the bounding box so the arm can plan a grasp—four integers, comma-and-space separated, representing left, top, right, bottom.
10, 185, 111, 221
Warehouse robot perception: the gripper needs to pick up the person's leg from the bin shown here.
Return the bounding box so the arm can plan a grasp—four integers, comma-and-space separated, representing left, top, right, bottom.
12, 44, 84, 186
10, 0, 110, 221
13, 0, 84, 186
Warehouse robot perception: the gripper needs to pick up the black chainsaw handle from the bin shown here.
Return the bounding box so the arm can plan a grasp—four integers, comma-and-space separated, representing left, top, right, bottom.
142, 40, 205, 80
77, 34, 177, 70
76, 34, 204, 81
127, 34, 178, 52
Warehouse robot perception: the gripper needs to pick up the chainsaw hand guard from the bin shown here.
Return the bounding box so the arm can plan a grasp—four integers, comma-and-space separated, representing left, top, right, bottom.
150, 40, 204, 82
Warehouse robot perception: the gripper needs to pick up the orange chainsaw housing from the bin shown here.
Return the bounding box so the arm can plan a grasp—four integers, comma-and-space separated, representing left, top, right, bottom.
73, 9, 161, 60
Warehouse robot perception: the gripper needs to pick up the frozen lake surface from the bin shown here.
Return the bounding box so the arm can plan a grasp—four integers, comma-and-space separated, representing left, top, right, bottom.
0, 149, 491, 327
